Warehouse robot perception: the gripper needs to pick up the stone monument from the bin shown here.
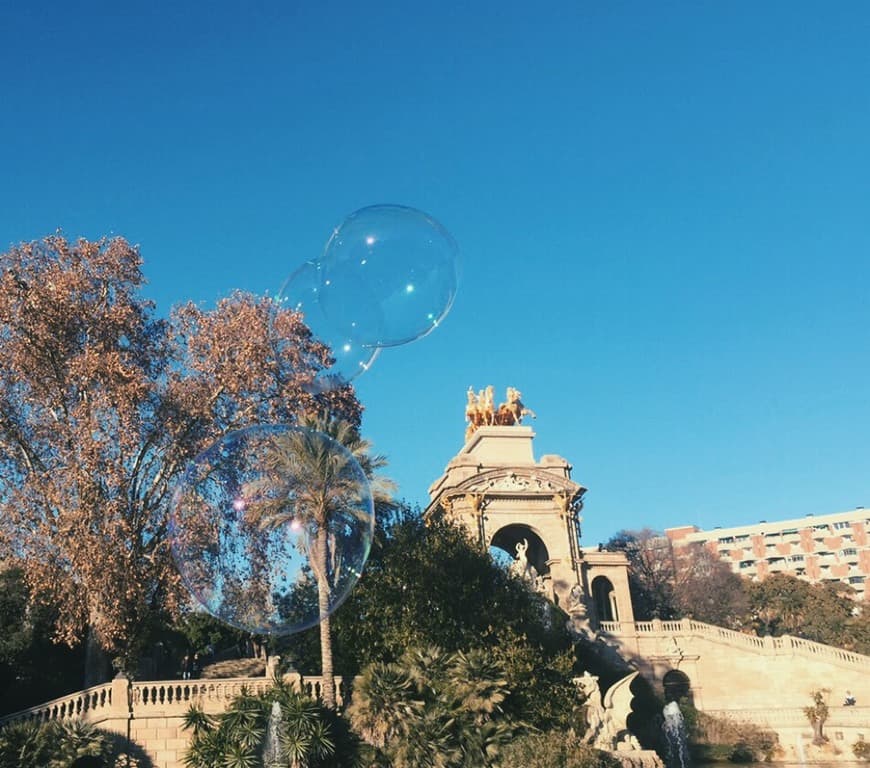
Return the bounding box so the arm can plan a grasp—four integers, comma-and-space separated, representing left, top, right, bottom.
425, 387, 635, 632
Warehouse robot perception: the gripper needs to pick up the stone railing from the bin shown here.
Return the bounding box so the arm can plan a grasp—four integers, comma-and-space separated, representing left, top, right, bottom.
0, 681, 115, 727
704, 706, 870, 729
598, 619, 870, 670
0, 673, 355, 728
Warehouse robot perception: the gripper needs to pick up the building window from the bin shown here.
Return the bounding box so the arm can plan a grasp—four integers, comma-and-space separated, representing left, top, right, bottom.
739, 560, 754, 569
735, 534, 749, 543
841, 548, 857, 557
789, 555, 805, 562
782, 528, 798, 535
718, 536, 734, 544
833, 521, 851, 530
849, 576, 866, 584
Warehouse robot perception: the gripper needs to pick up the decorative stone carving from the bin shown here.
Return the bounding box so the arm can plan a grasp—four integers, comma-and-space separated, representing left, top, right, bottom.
439, 495, 455, 520
465, 472, 566, 494
464, 492, 485, 518
657, 635, 685, 662
575, 671, 642, 751
566, 583, 587, 615
508, 538, 547, 595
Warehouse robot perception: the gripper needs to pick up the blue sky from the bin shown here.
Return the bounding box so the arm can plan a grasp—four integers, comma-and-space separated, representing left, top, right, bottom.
2, 2, 869, 547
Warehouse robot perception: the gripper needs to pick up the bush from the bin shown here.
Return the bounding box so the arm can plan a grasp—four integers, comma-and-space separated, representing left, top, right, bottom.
690, 710, 778, 763
500, 730, 623, 768
182, 679, 366, 768
853, 740, 870, 761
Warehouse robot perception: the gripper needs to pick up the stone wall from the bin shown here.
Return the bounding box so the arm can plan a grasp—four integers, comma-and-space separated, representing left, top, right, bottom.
0, 674, 352, 768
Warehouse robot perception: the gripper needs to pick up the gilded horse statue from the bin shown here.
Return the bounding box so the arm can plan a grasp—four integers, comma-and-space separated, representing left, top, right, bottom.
465, 386, 536, 441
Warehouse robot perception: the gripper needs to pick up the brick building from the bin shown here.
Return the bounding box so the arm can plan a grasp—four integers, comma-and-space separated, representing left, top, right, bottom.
666, 508, 870, 600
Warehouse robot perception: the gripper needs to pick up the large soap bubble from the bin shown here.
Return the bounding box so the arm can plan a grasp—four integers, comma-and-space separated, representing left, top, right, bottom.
277, 261, 381, 392
318, 205, 459, 348
169, 424, 375, 636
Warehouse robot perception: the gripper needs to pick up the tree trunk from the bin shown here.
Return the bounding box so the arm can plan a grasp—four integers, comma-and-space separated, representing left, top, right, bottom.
314, 525, 336, 709
811, 718, 826, 745
84, 624, 110, 688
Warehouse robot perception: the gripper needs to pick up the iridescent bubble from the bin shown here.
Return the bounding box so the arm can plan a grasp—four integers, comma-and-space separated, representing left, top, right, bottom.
318, 205, 459, 348
277, 261, 381, 392
169, 424, 375, 636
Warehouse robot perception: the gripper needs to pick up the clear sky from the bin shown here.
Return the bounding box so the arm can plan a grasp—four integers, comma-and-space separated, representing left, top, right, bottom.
2, 2, 869, 547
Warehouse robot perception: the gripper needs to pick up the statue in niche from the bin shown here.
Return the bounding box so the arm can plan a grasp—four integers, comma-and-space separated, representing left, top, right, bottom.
509, 538, 535, 581
509, 538, 546, 594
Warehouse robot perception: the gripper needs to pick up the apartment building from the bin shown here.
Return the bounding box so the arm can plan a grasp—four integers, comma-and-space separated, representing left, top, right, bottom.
666, 508, 870, 600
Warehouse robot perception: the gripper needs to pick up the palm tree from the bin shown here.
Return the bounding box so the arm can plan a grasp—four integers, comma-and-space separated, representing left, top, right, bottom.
348, 645, 514, 768
181, 683, 337, 768
246, 413, 393, 708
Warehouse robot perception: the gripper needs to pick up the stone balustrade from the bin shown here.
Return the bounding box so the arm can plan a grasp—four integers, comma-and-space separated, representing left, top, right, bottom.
599, 618, 870, 670
704, 706, 870, 729
0, 680, 116, 727
0, 672, 355, 728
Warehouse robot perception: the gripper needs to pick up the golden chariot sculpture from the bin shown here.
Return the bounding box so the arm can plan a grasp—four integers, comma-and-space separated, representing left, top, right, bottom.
464, 385, 536, 442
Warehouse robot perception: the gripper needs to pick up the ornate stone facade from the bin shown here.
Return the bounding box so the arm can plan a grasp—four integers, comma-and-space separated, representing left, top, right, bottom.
424, 424, 635, 629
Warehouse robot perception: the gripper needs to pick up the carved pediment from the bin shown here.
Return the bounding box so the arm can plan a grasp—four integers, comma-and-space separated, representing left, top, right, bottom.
459, 468, 582, 497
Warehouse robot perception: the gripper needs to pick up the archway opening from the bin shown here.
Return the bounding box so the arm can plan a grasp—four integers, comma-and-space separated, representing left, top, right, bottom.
662, 669, 692, 704
489, 524, 550, 578
591, 575, 618, 622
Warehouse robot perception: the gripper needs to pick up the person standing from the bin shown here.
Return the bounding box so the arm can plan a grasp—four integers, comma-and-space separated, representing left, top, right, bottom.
181, 654, 191, 680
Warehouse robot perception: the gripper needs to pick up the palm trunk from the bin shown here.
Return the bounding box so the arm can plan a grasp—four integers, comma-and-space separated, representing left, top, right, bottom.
314, 525, 336, 709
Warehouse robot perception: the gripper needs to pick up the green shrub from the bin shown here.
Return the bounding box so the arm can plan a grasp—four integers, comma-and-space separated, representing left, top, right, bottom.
688, 710, 778, 763
0, 719, 111, 768
499, 730, 623, 768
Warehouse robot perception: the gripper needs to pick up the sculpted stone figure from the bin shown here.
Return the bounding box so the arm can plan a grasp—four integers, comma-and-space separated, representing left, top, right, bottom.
510, 538, 535, 581
575, 671, 641, 751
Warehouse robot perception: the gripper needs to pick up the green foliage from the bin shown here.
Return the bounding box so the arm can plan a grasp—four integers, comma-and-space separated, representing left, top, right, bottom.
0, 568, 85, 715
288, 510, 573, 674
489, 627, 580, 731
685, 706, 778, 763
0, 719, 111, 768
749, 574, 856, 647
182, 681, 356, 768
347, 645, 518, 768
499, 730, 622, 768
174, 611, 247, 658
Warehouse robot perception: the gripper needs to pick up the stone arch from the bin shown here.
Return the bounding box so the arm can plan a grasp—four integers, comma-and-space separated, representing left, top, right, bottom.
489, 524, 551, 578
591, 575, 619, 622
662, 669, 692, 704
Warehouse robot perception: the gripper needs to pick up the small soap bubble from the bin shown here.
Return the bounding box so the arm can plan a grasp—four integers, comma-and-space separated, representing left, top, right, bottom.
169, 424, 375, 636
277, 261, 380, 392
318, 205, 459, 348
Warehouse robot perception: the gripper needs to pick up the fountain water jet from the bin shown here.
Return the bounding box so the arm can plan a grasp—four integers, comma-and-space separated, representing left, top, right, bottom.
662, 700, 690, 768
263, 700, 282, 767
